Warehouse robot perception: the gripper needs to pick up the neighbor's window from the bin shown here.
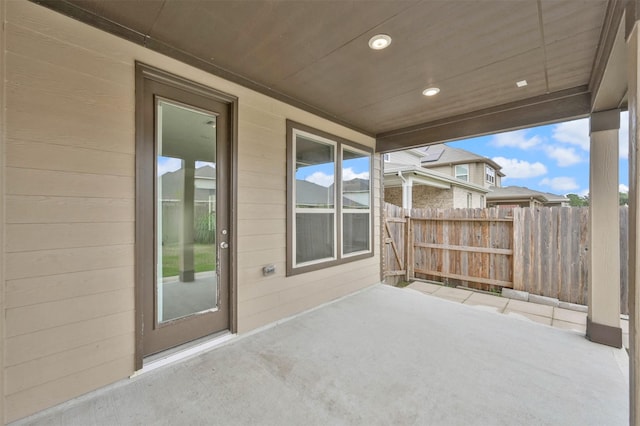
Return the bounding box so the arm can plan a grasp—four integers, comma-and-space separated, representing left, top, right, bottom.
485, 165, 495, 184
455, 164, 469, 181
383, 153, 391, 162
287, 121, 373, 275
467, 192, 473, 208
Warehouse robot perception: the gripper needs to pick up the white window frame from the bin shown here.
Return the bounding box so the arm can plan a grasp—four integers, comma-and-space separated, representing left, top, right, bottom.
342, 145, 372, 259
455, 164, 469, 182
287, 121, 374, 276
291, 129, 338, 268
383, 153, 391, 162
485, 165, 496, 184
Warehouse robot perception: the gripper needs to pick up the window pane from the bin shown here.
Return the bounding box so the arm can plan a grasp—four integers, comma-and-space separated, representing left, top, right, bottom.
295, 135, 334, 208
455, 164, 469, 181
343, 213, 370, 254
343, 149, 370, 209
296, 213, 334, 263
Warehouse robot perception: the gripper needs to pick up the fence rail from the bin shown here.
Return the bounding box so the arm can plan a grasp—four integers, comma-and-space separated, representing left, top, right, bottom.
383, 203, 629, 314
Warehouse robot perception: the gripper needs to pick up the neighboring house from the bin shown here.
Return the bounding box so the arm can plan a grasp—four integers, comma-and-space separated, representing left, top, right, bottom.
486, 186, 570, 208
383, 144, 498, 209
420, 144, 505, 189
384, 144, 569, 210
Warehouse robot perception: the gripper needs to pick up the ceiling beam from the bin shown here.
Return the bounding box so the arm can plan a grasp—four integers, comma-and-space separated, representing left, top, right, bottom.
590, 0, 627, 111
376, 86, 591, 153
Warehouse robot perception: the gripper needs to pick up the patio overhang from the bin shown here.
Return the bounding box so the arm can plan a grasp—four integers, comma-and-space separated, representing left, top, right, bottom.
34, 0, 613, 152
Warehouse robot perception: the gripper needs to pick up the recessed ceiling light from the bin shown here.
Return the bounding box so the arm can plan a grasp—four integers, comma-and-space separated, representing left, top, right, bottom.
516, 80, 528, 88
368, 34, 392, 50
422, 87, 440, 97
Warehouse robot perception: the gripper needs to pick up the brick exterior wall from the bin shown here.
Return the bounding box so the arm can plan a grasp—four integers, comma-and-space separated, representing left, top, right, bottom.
385, 186, 454, 209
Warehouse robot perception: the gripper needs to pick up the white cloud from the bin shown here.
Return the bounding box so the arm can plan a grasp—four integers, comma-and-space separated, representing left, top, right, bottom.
490, 130, 542, 150
620, 183, 629, 193
492, 157, 547, 179
620, 111, 629, 159
539, 177, 579, 192
342, 167, 369, 181
552, 118, 589, 151
542, 145, 582, 167
579, 188, 590, 197
305, 171, 334, 187
157, 157, 182, 176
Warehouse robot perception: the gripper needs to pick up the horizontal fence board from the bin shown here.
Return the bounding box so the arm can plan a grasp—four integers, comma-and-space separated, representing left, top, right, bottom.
413, 242, 513, 256
414, 268, 512, 287
410, 217, 513, 222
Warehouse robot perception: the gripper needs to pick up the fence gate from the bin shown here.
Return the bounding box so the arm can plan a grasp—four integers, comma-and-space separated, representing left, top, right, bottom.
383, 203, 408, 283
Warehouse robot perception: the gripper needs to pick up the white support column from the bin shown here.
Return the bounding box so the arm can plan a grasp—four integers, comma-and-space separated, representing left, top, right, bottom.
180, 160, 196, 282
628, 18, 640, 425
400, 172, 413, 210
587, 109, 622, 348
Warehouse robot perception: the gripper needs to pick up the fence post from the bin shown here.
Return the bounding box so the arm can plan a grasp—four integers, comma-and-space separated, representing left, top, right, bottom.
405, 213, 413, 281
512, 208, 523, 290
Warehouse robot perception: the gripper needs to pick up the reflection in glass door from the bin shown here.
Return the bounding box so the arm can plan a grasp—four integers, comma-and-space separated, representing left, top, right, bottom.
156, 100, 218, 323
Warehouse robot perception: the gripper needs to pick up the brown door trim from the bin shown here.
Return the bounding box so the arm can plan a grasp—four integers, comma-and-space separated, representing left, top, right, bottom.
134, 63, 238, 369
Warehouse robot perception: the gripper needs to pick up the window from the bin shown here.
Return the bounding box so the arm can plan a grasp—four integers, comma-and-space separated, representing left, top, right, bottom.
467, 192, 473, 208
455, 164, 469, 181
486, 165, 495, 184
480, 195, 485, 207
287, 121, 373, 275
383, 153, 391, 162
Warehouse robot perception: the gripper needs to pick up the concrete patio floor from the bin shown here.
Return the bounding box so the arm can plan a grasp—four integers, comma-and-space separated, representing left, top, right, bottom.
13, 284, 628, 426
408, 281, 631, 348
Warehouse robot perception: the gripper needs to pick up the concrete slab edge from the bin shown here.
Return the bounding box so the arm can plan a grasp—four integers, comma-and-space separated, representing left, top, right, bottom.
528, 294, 560, 307
501, 288, 529, 301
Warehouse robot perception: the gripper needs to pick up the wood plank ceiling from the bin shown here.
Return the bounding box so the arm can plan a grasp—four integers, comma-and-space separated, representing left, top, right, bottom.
39, 0, 610, 149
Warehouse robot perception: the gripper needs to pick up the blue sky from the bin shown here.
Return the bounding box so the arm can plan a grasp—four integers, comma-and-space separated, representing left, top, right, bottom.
297, 156, 369, 187
448, 111, 630, 196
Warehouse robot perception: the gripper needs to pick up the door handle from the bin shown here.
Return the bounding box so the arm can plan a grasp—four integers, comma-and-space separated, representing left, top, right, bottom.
220, 242, 229, 249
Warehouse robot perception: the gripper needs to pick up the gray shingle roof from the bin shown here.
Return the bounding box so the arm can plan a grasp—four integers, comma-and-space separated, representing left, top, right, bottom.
487, 186, 569, 203
419, 143, 504, 175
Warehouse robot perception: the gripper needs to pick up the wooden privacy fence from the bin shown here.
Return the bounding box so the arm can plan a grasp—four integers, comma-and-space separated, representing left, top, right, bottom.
383, 203, 629, 314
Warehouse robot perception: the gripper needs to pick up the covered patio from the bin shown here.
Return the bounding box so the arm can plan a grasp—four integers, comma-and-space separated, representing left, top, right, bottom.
2, 0, 640, 423
12, 285, 628, 426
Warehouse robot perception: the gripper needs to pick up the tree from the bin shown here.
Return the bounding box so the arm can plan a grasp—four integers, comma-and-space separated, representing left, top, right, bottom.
566, 193, 589, 207
620, 192, 629, 206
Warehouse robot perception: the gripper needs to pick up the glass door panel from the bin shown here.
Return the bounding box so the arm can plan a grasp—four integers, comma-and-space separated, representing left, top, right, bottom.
156, 100, 218, 323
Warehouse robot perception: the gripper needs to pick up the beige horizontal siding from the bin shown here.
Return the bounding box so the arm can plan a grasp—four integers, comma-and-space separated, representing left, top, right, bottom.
6, 356, 134, 423
237, 219, 286, 237
6, 21, 132, 85
6, 267, 133, 309
6, 288, 134, 338
6, 332, 134, 395
6, 84, 134, 153
6, 311, 134, 367
6, 139, 134, 177
6, 245, 134, 281
6, 222, 134, 252
3, 1, 380, 421
237, 170, 284, 191
6, 168, 134, 199
6, 195, 134, 224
